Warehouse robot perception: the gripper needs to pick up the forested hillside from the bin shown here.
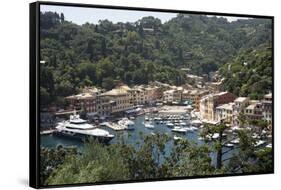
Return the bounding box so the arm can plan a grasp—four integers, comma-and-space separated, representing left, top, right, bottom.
40, 12, 272, 107
220, 44, 272, 99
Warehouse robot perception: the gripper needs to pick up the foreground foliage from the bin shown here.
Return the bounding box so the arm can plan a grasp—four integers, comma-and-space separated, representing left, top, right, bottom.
41, 132, 272, 185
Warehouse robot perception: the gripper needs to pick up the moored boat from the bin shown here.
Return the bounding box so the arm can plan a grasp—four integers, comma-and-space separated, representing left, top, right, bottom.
118, 118, 135, 130
225, 143, 234, 148
173, 136, 183, 141
55, 113, 114, 143
166, 122, 174, 128
143, 122, 154, 129
172, 127, 188, 133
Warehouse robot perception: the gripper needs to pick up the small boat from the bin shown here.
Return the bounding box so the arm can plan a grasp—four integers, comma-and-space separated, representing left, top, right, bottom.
211, 133, 220, 139
180, 122, 187, 126
252, 133, 260, 139
172, 127, 188, 133
266, 143, 272, 148
230, 138, 240, 144
183, 127, 195, 132
154, 117, 161, 121
143, 122, 154, 129
190, 126, 198, 131
267, 134, 272, 138
232, 126, 242, 131
198, 136, 205, 141
255, 140, 266, 147
174, 136, 183, 141
118, 118, 135, 130
225, 129, 233, 133
225, 143, 234, 148
166, 122, 174, 128
191, 120, 202, 126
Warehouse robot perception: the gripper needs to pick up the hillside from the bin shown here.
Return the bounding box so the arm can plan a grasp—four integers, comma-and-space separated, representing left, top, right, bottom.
39, 12, 272, 107
220, 44, 272, 99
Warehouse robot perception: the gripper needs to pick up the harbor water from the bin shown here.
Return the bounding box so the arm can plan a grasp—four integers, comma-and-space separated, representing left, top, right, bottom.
41, 114, 237, 165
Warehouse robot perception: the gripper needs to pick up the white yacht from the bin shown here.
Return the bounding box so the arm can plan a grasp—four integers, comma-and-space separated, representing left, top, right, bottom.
166, 122, 174, 128
230, 138, 240, 144
173, 136, 183, 141
183, 127, 196, 132
255, 140, 266, 147
55, 113, 114, 143
172, 127, 188, 133
143, 122, 154, 129
180, 122, 187, 126
118, 118, 135, 130
190, 119, 202, 127
266, 143, 272, 148
225, 143, 234, 148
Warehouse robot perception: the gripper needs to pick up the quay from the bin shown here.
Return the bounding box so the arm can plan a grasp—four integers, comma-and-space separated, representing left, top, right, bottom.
100, 122, 127, 131
158, 106, 189, 114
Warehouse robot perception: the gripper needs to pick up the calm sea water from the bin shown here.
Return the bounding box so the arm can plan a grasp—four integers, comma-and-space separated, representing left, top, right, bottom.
41, 114, 237, 165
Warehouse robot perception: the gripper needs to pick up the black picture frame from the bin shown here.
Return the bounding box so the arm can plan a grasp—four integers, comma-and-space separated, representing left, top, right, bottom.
30, 1, 274, 188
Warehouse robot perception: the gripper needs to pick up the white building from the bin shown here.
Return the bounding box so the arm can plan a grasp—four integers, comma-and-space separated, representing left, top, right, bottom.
262, 93, 272, 123
163, 90, 175, 103
215, 102, 235, 123
233, 97, 250, 125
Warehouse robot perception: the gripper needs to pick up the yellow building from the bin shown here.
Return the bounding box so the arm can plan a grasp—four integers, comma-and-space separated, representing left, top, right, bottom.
98, 87, 133, 117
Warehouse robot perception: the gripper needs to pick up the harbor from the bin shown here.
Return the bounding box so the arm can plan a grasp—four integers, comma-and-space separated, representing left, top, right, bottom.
40, 105, 272, 167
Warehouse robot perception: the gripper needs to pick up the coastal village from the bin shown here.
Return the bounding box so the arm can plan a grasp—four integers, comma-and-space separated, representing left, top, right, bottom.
41, 70, 272, 138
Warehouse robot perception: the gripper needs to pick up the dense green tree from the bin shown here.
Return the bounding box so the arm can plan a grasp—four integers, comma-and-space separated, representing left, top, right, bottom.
44, 134, 218, 185
220, 45, 272, 99
227, 130, 272, 173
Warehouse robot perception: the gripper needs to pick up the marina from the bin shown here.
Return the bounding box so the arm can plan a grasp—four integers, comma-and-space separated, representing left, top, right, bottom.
41, 104, 272, 169
41, 106, 271, 150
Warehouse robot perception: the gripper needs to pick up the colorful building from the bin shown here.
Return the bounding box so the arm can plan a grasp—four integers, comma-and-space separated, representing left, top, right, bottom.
98, 87, 133, 117
66, 87, 101, 114
200, 91, 236, 121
